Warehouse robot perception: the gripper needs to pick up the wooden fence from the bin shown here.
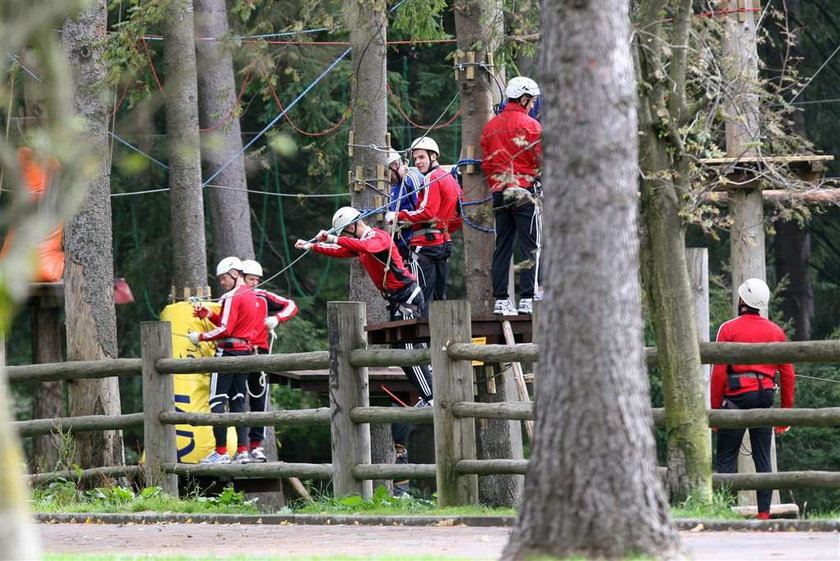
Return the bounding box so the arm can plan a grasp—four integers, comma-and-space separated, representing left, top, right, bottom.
9, 301, 840, 506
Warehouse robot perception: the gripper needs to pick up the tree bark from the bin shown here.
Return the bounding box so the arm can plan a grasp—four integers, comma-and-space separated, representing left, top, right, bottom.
454, 0, 504, 315
635, 0, 712, 505
194, 0, 255, 264
62, 0, 125, 470
344, 0, 388, 325
503, 1, 683, 559
163, 0, 209, 295
30, 302, 63, 471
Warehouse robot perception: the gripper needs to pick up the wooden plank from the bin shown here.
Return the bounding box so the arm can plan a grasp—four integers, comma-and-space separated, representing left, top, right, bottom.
455, 459, 528, 475
328, 302, 372, 499
645, 340, 840, 368
702, 190, 840, 204
699, 155, 834, 165
430, 300, 478, 507
27, 465, 143, 485
713, 471, 840, 490
141, 321, 178, 498
349, 406, 434, 424
165, 462, 332, 479
447, 343, 538, 362
352, 463, 437, 480
158, 408, 330, 427
7, 358, 142, 384
14, 413, 144, 437
156, 351, 329, 374
453, 401, 534, 421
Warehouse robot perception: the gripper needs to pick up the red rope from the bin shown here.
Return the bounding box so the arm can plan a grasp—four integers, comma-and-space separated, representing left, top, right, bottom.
387, 84, 461, 130
141, 37, 165, 97
262, 67, 350, 137
697, 7, 761, 19
108, 82, 131, 118
199, 70, 253, 132
380, 384, 410, 408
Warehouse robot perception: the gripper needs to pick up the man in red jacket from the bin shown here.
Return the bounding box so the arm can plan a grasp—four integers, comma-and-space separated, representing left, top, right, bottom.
295, 207, 433, 403
711, 278, 796, 520
386, 137, 461, 304
480, 76, 542, 316
188, 257, 263, 464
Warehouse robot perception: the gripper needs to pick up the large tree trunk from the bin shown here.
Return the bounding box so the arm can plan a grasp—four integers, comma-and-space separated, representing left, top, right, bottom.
194, 0, 255, 264
503, 2, 682, 559
62, 0, 125, 471
635, 0, 712, 505
164, 0, 209, 295
344, 0, 389, 325
454, 0, 504, 315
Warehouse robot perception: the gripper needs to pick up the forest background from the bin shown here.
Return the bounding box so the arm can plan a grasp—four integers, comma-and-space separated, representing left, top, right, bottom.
3, 0, 839, 513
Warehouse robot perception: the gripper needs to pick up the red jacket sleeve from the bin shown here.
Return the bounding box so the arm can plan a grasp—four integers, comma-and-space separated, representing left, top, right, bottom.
710, 321, 732, 409
397, 174, 441, 224
778, 362, 795, 408
263, 290, 298, 323
310, 242, 356, 258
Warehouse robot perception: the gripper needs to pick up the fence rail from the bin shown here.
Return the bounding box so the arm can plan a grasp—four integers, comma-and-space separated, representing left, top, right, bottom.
10, 301, 840, 506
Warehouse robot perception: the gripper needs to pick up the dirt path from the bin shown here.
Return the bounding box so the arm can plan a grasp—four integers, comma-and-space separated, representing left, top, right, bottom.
38, 523, 840, 560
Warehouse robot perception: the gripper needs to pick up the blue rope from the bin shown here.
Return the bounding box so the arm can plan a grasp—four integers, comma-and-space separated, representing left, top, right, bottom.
109, 132, 169, 170
202, 47, 352, 187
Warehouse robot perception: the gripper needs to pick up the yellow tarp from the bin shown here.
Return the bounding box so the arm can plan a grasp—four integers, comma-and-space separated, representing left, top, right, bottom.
160, 301, 237, 463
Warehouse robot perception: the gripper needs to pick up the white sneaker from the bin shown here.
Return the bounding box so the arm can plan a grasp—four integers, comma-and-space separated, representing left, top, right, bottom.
233, 451, 252, 464
249, 447, 268, 462
413, 398, 433, 408
199, 451, 231, 464
518, 298, 533, 315
493, 299, 517, 316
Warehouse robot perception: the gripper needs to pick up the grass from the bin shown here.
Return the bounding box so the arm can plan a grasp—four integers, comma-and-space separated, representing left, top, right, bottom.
32, 481, 259, 515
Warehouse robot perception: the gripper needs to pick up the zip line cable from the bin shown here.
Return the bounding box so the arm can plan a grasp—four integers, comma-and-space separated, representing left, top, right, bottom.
790, 40, 840, 104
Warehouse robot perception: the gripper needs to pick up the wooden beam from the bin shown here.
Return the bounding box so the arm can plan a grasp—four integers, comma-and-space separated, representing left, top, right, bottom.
158, 408, 330, 428
7, 358, 142, 384
349, 406, 433, 424
156, 351, 329, 374
165, 462, 332, 479
351, 463, 436, 480
702, 190, 840, 205
14, 413, 144, 437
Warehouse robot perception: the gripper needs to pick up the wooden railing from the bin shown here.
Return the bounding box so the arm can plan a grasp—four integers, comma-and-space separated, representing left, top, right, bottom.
9, 301, 840, 506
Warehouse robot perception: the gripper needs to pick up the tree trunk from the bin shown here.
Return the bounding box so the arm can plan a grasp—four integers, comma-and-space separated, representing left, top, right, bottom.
194, 0, 255, 264
454, 0, 504, 315
163, 0, 209, 295
344, 0, 389, 325
30, 302, 63, 471
504, 2, 683, 559
62, 0, 125, 470
638, 144, 712, 503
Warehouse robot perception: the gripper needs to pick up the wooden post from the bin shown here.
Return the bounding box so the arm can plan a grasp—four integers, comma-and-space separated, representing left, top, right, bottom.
328, 302, 372, 499
687, 249, 710, 407
141, 321, 178, 498
430, 300, 478, 506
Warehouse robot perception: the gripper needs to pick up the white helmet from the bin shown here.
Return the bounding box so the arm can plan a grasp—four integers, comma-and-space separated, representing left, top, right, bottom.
738, 278, 770, 310
216, 256, 244, 277
332, 206, 362, 234
410, 136, 439, 157
387, 150, 402, 167
505, 76, 540, 99
241, 259, 263, 277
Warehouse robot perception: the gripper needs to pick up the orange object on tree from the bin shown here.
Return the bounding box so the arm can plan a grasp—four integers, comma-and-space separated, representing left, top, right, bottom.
0, 147, 65, 282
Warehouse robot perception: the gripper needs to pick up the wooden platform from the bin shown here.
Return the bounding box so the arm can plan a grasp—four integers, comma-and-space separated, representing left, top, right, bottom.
365, 314, 533, 345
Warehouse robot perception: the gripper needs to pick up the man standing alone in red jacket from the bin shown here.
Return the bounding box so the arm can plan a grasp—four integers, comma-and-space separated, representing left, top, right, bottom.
480, 76, 542, 316
711, 278, 796, 520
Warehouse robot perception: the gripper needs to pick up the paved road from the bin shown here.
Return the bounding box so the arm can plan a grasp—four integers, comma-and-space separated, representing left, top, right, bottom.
38, 523, 840, 560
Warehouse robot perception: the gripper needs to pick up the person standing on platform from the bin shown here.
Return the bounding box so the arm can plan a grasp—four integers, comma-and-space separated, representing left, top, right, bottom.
240, 259, 298, 462
710, 278, 796, 520
385, 137, 460, 304
386, 149, 423, 263
480, 76, 543, 316
189, 257, 263, 464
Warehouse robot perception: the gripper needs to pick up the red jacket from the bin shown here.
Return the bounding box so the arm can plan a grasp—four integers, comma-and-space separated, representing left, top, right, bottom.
311, 227, 415, 292
253, 289, 298, 351
710, 313, 795, 409
480, 102, 542, 192
199, 284, 261, 351
397, 165, 461, 246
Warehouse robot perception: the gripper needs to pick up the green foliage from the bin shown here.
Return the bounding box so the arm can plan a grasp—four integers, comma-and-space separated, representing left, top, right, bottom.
390, 0, 449, 41
32, 482, 260, 514
670, 490, 741, 519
